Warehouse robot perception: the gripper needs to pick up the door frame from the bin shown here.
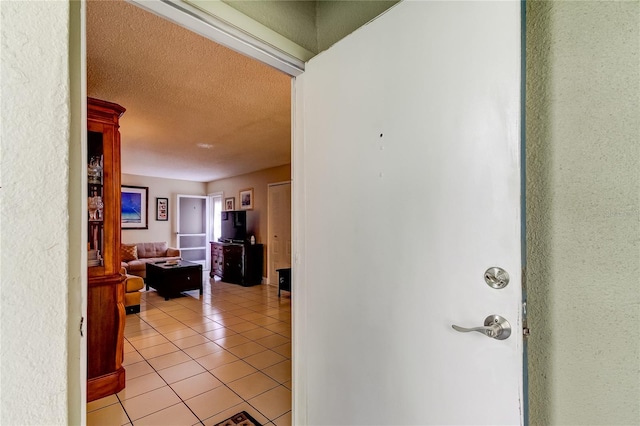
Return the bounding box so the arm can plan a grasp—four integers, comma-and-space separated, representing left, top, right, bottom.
175, 194, 209, 268
267, 180, 292, 285
78, 1, 307, 422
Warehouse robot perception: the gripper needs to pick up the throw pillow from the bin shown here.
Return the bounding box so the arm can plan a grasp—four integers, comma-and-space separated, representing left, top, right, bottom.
121, 244, 138, 262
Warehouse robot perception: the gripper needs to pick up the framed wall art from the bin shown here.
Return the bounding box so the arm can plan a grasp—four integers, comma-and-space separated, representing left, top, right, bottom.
225, 197, 235, 211
156, 197, 168, 221
121, 185, 148, 229
239, 188, 254, 210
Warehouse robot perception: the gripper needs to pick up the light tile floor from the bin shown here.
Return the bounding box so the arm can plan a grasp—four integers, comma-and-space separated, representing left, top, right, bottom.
87, 275, 291, 426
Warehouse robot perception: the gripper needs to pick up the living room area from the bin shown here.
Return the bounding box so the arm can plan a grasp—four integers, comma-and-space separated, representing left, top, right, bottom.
86, 1, 293, 424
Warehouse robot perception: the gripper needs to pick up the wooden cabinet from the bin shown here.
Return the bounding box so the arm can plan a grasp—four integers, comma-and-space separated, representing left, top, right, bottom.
87, 98, 126, 402
210, 242, 263, 286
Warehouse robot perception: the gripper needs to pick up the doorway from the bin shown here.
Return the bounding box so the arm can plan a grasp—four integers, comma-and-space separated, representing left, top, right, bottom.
176, 194, 208, 268
83, 1, 297, 424
267, 182, 292, 285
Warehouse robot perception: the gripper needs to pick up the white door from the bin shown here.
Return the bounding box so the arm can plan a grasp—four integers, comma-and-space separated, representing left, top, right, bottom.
176, 194, 208, 267
268, 182, 292, 285
294, 2, 523, 425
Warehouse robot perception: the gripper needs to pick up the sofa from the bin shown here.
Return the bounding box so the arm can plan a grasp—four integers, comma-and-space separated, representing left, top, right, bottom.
121, 242, 181, 279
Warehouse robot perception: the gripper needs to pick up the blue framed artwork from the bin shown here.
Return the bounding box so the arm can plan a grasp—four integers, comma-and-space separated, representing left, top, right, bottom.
121, 185, 148, 229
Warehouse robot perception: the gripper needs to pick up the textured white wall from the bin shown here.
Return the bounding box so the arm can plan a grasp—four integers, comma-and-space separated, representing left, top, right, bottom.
527, 1, 640, 424
0, 1, 74, 424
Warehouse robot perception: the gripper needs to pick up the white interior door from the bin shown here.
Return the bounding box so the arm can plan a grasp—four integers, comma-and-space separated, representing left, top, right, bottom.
176, 194, 208, 267
294, 2, 524, 425
268, 182, 292, 285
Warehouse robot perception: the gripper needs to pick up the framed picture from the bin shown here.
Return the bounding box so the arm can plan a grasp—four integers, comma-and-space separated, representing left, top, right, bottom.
121, 185, 148, 229
156, 197, 168, 221
224, 197, 235, 211
239, 188, 254, 210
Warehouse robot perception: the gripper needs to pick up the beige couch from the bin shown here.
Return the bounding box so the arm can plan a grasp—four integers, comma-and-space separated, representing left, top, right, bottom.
121, 242, 181, 279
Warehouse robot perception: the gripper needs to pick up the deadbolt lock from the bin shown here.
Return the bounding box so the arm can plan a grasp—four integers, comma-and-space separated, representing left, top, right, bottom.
484, 267, 509, 289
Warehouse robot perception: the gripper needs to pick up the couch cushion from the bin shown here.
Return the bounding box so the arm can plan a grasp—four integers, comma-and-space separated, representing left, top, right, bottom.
121, 244, 138, 262
124, 259, 146, 272
137, 242, 168, 258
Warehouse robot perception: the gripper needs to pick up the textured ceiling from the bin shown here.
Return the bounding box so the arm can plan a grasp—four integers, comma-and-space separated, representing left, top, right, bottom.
87, 0, 292, 182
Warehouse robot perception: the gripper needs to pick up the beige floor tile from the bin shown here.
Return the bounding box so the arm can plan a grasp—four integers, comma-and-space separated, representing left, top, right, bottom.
86, 394, 118, 413
248, 386, 291, 421
226, 342, 268, 359
273, 411, 292, 426
120, 386, 181, 421
126, 329, 161, 342
154, 322, 191, 334
255, 334, 289, 349
147, 350, 192, 370
225, 307, 255, 316
238, 312, 267, 321
144, 316, 181, 327
179, 317, 214, 327
123, 340, 136, 354
210, 360, 257, 382
138, 309, 170, 320
203, 328, 238, 341
117, 372, 166, 401
262, 360, 291, 384
183, 341, 225, 359
263, 323, 290, 335
189, 322, 224, 333
213, 317, 247, 327
227, 371, 279, 400
278, 328, 291, 338
201, 402, 269, 426
184, 386, 243, 421
160, 327, 199, 341
214, 334, 251, 349
271, 342, 291, 359
158, 303, 187, 313
157, 360, 207, 384
173, 334, 211, 349
250, 316, 282, 326
86, 401, 130, 426
226, 321, 261, 333
122, 350, 144, 366
130, 334, 170, 350
239, 327, 274, 341
282, 380, 292, 390
125, 361, 155, 380
170, 371, 223, 400
134, 402, 200, 426
138, 342, 181, 359
244, 350, 287, 370
196, 350, 239, 370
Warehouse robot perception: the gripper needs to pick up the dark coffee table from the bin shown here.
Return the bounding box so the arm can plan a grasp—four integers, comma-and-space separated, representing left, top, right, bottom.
145, 260, 203, 300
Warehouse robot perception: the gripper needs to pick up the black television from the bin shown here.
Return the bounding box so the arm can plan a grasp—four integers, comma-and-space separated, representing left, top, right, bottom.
220, 210, 247, 242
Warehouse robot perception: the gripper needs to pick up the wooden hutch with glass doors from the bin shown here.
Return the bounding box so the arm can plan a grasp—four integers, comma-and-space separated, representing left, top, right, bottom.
86, 97, 127, 402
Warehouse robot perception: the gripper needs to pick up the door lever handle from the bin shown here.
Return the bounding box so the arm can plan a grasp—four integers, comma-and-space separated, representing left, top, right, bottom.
452, 315, 511, 340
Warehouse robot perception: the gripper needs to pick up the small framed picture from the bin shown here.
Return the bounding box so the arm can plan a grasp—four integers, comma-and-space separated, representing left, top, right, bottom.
156, 197, 168, 221
239, 188, 254, 210
224, 197, 235, 211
